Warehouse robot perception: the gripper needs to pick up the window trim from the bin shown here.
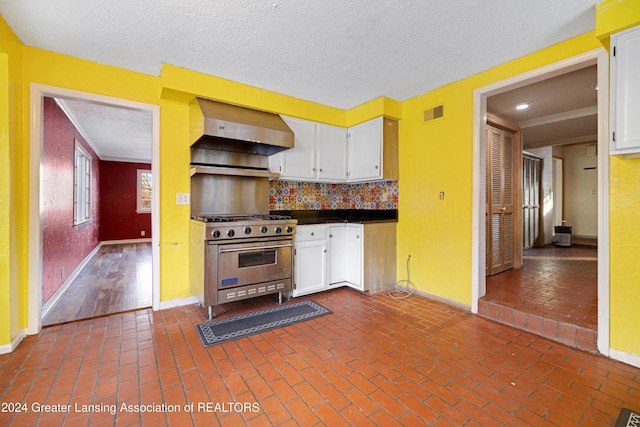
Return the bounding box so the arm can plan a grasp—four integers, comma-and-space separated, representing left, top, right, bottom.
136, 169, 152, 214
73, 140, 92, 226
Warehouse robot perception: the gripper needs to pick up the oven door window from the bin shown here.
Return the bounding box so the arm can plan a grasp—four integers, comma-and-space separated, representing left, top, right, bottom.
238, 249, 276, 268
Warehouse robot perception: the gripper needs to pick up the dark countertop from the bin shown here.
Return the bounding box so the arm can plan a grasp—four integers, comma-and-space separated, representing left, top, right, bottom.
273, 210, 397, 225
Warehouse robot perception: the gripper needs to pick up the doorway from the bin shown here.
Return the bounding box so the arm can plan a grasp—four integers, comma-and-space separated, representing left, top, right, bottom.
472, 49, 610, 354
28, 84, 161, 334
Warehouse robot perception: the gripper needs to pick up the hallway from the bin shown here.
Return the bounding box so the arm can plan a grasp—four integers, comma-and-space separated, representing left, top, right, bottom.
480, 244, 598, 351
42, 243, 152, 326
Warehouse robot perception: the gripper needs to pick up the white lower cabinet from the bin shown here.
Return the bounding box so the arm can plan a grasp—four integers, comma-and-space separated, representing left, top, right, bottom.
296, 223, 365, 296
328, 226, 345, 287
344, 225, 363, 290
293, 225, 327, 297
295, 221, 396, 297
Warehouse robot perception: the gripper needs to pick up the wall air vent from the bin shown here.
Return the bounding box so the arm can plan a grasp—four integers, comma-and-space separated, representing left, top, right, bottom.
424, 105, 444, 122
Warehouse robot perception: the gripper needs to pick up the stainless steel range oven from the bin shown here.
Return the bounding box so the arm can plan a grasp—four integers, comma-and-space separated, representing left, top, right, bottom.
190, 215, 296, 319
188, 98, 297, 319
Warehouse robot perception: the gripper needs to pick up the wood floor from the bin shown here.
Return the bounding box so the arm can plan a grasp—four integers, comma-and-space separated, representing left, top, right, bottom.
42, 242, 152, 326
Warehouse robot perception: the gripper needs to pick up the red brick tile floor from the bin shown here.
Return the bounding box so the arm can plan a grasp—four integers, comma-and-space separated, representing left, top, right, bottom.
2, 287, 640, 426
480, 244, 598, 352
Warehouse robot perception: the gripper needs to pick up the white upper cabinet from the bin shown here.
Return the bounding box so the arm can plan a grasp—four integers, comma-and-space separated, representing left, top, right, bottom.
269, 117, 316, 179
348, 117, 384, 182
347, 117, 398, 182
611, 25, 640, 157
270, 117, 347, 181
271, 116, 397, 182
317, 124, 348, 181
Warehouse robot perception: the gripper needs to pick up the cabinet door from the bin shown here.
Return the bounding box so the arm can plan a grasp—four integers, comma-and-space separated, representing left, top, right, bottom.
317, 124, 348, 182
328, 226, 345, 285
280, 117, 317, 179
294, 240, 327, 296
344, 225, 363, 290
348, 117, 383, 181
612, 26, 640, 154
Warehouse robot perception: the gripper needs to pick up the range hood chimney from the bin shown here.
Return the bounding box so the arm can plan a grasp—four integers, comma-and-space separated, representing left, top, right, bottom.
190, 98, 294, 156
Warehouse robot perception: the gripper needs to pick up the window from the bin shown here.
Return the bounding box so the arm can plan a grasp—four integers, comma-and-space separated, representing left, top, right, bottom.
137, 169, 152, 213
74, 140, 92, 225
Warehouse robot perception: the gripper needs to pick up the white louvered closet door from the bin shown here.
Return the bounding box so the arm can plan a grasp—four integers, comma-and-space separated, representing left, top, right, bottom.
522, 153, 542, 249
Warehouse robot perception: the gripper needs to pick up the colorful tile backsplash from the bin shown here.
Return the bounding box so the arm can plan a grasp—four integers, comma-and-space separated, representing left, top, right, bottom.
270, 180, 398, 211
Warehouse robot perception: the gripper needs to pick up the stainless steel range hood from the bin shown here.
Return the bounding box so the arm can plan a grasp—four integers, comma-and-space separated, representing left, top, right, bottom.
190, 97, 294, 156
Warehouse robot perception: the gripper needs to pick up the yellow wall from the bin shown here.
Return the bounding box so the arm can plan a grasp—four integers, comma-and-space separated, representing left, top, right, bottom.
156, 65, 399, 301
398, 32, 602, 305
2, 0, 640, 360
0, 17, 24, 348
0, 15, 401, 339
596, 0, 640, 356
0, 38, 12, 347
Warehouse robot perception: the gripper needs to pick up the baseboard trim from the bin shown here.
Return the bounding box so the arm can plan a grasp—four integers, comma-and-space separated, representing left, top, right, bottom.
393, 284, 471, 312
102, 238, 152, 245
0, 329, 26, 355
609, 348, 640, 369
159, 296, 199, 311
42, 243, 102, 318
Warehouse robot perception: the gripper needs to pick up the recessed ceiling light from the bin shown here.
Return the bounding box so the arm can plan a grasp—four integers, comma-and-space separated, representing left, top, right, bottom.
514, 102, 532, 110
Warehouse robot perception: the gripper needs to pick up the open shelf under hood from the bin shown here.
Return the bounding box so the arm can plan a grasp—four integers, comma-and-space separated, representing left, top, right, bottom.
190, 165, 280, 179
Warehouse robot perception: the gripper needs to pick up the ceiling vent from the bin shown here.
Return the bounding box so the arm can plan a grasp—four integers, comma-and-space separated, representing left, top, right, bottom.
424, 105, 444, 122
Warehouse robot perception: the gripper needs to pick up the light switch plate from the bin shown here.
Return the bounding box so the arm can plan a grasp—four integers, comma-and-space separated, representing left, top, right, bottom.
176, 193, 190, 205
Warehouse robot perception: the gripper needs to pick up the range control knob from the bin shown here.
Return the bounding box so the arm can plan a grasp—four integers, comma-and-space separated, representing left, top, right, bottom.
227, 229, 235, 237
212, 230, 221, 239
260, 226, 268, 233
244, 227, 252, 235
274, 226, 282, 234
286, 226, 294, 233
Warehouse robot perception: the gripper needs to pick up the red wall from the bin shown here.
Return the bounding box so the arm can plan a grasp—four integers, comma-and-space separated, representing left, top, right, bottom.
99, 161, 151, 241
42, 97, 100, 303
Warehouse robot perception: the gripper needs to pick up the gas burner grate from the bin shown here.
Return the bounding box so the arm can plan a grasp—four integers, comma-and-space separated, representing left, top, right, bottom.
192, 214, 292, 223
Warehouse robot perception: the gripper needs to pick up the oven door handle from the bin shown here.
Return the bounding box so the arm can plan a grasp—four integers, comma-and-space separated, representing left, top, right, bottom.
218, 243, 293, 254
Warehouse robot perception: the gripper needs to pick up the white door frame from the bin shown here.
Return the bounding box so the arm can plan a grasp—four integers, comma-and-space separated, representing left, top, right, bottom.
471, 49, 610, 355
28, 84, 161, 334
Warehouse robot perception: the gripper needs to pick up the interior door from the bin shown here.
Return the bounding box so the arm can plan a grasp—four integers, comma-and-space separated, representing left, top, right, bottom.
486, 124, 518, 275
522, 153, 542, 249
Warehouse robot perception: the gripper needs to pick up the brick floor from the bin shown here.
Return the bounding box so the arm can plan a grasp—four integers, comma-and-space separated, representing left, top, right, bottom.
2, 287, 639, 426
481, 245, 598, 352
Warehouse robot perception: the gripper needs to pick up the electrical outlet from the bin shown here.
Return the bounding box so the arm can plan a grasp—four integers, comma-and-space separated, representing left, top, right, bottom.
176, 193, 190, 205
439, 191, 445, 199
141, 231, 146, 236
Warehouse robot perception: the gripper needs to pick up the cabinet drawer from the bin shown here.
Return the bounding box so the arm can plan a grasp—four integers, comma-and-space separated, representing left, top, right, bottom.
296, 225, 327, 241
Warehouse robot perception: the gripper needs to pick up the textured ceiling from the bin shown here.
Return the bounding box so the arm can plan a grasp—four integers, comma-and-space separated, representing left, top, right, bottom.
1, 0, 599, 109
1, 1, 602, 161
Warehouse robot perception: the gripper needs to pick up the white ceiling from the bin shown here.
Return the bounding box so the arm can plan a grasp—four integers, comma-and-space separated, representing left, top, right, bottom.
1, 0, 602, 160
55, 98, 153, 163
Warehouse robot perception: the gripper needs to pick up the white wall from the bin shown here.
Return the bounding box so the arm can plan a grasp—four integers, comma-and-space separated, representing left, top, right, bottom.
563, 142, 598, 237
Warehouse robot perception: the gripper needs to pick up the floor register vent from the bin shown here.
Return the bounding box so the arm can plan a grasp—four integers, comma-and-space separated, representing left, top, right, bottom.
424, 105, 444, 122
